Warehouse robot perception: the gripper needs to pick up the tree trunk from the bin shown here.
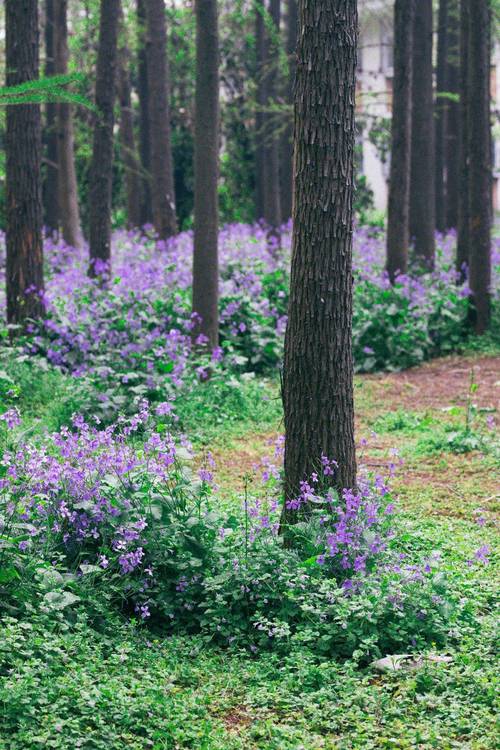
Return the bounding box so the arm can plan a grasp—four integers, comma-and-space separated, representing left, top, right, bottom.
467, 0, 491, 333
280, 0, 298, 222
281, 0, 357, 528
456, 0, 470, 277
255, 0, 267, 221
44, 0, 60, 235
119, 37, 142, 229
409, 0, 435, 268
435, 0, 448, 233
145, 0, 177, 238
55, 0, 83, 249
88, 0, 121, 274
137, 0, 153, 226
386, 0, 414, 283
192, 0, 220, 349
5, 0, 45, 328
263, 0, 282, 230
445, 0, 460, 229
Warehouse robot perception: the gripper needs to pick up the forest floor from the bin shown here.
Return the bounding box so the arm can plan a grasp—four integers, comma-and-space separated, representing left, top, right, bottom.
0, 352, 498, 750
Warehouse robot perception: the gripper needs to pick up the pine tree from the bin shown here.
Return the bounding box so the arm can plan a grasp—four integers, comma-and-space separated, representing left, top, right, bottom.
118, 25, 142, 229
280, 0, 298, 222
192, 0, 220, 349
5, 0, 45, 328
145, 0, 177, 238
44, 0, 60, 235
386, 0, 414, 283
88, 0, 121, 274
137, 0, 153, 226
409, 0, 435, 268
281, 0, 357, 528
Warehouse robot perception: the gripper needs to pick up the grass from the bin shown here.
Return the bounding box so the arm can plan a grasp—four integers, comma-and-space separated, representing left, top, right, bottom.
0, 351, 498, 749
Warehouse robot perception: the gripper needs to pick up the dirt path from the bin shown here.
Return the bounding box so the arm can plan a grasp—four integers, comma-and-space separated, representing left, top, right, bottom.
213, 355, 499, 517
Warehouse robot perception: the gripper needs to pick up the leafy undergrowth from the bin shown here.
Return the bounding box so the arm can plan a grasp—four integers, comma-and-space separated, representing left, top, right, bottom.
0, 353, 498, 749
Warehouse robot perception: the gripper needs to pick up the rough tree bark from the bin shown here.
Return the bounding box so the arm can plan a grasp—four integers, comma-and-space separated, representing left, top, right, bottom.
145, 0, 177, 238
445, 0, 460, 229
5, 0, 45, 327
44, 0, 60, 235
281, 0, 358, 528
456, 0, 470, 277
386, 0, 414, 283
55, 0, 83, 248
409, 0, 435, 268
435, 0, 449, 233
192, 0, 220, 349
280, 0, 297, 222
119, 35, 142, 229
88, 0, 121, 274
137, 0, 152, 226
467, 0, 491, 333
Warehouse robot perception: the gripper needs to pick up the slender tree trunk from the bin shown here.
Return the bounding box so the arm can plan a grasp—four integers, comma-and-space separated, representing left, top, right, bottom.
467, 0, 491, 333
386, 0, 414, 283
456, 0, 470, 277
137, 0, 153, 226
409, 0, 435, 268
281, 0, 357, 528
119, 37, 142, 229
263, 0, 282, 230
145, 0, 177, 238
445, 0, 460, 229
44, 0, 60, 235
88, 0, 121, 274
255, 0, 267, 221
435, 0, 448, 233
55, 0, 83, 248
5, 0, 45, 327
280, 0, 297, 222
192, 0, 220, 349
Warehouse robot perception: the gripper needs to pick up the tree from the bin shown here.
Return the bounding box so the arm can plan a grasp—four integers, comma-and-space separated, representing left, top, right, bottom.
467, 0, 491, 333
435, 0, 449, 233
456, 0, 470, 277
137, 0, 153, 226
192, 0, 220, 349
255, 0, 282, 229
386, 0, 414, 283
280, 0, 297, 221
5, 0, 45, 328
445, 0, 460, 229
44, 0, 60, 235
409, 0, 435, 268
145, 0, 177, 238
88, 0, 121, 274
118, 26, 142, 229
281, 0, 357, 527
55, 0, 83, 248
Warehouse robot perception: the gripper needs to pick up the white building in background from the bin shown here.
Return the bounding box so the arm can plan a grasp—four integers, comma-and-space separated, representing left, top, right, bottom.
357, 0, 500, 214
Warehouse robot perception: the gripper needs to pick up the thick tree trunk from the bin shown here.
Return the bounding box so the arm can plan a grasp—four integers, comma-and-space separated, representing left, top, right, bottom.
145, 0, 177, 238
445, 0, 460, 229
44, 0, 60, 235
435, 0, 448, 233
88, 0, 121, 274
281, 0, 357, 528
280, 0, 298, 222
192, 0, 220, 349
467, 0, 491, 333
119, 40, 142, 229
409, 0, 435, 268
137, 0, 153, 226
456, 0, 470, 277
5, 0, 45, 327
55, 0, 83, 249
386, 0, 414, 283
